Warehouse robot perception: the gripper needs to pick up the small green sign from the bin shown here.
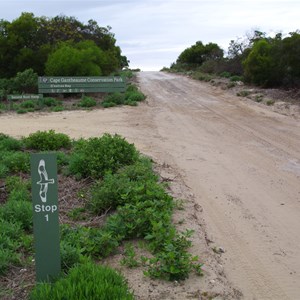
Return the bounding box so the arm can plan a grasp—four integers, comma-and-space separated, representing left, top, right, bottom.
30, 153, 61, 282
8, 94, 43, 100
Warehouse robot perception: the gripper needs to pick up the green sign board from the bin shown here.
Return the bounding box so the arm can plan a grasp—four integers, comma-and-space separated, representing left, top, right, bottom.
8, 94, 43, 100
30, 153, 61, 282
38, 76, 126, 94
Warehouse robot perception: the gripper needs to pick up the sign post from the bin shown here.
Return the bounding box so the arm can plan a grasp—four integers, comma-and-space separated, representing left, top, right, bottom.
30, 153, 61, 282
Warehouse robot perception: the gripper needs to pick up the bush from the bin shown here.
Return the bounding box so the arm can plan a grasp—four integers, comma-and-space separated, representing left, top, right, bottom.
60, 241, 84, 272
78, 96, 97, 108
24, 130, 72, 151
1, 151, 30, 173
0, 219, 23, 275
52, 106, 64, 112
69, 134, 139, 179
220, 71, 231, 78
20, 100, 36, 109
89, 158, 157, 214
0, 134, 23, 151
125, 91, 145, 102
29, 262, 134, 300
13, 69, 38, 94
102, 93, 125, 106
0, 200, 32, 231
43, 97, 59, 107
5, 175, 30, 193
230, 75, 243, 82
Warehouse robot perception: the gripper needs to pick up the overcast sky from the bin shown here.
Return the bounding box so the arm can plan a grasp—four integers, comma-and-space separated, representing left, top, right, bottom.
1, 0, 299, 70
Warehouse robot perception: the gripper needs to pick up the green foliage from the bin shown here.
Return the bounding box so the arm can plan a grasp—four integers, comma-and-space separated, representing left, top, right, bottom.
266, 99, 275, 106
69, 134, 139, 179
145, 230, 201, 281
0, 13, 126, 78
51, 106, 64, 112
78, 96, 97, 108
0, 134, 23, 151
0, 219, 23, 275
121, 243, 140, 268
20, 100, 36, 109
0, 200, 33, 231
176, 41, 223, 68
60, 224, 119, 258
23, 130, 72, 151
43, 97, 59, 107
89, 158, 158, 214
13, 69, 38, 93
60, 241, 85, 272
30, 263, 134, 300
230, 75, 243, 82
29, 262, 134, 300
1, 151, 30, 174
237, 90, 250, 97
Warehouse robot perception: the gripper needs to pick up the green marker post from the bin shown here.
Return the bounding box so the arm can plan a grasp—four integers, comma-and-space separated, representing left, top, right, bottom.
30, 153, 61, 282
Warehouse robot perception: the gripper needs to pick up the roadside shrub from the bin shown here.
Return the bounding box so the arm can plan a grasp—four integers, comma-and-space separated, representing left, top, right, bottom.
230, 75, 243, 82
89, 158, 157, 214
220, 71, 231, 78
24, 130, 72, 151
52, 106, 64, 112
29, 262, 134, 300
102, 102, 116, 108
43, 97, 59, 107
20, 100, 36, 109
266, 99, 275, 106
102, 93, 125, 106
125, 91, 145, 102
78, 96, 97, 108
69, 134, 139, 179
237, 90, 250, 97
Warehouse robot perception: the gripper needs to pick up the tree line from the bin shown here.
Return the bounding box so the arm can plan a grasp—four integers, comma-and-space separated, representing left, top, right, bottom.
171, 30, 300, 87
0, 12, 128, 78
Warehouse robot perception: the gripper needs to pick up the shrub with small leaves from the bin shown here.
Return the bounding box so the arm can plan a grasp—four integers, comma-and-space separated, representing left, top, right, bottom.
23, 130, 72, 151
78, 96, 97, 108
69, 134, 139, 179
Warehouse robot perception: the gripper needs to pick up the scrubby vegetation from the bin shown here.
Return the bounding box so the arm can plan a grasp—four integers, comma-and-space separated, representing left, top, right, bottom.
167, 29, 300, 88
0, 130, 202, 299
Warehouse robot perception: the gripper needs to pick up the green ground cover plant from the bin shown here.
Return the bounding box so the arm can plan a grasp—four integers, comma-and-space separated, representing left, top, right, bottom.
29, 262, 134, 300
0, 130, 202, 299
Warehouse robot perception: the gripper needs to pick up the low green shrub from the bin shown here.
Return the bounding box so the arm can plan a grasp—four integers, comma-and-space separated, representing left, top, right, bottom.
16, 108, 28, 114
102, 102, 116, 108
230, 75, 243, 82
69, 134, 139, 179
266, 99, 275, 106
220, 71, 231, 78
51, 106, 64, 112
125, 91, 145, 102
43, 97, 59, 107
60, 241, 85, 272
89, 158, 158, 214
20, 100, 36, 109
0, 200, 32, 231
0, 220, 22, 275
78, 96, 97, 108
1, 151, 30, 173
24, 130, 72, 151
102, 93, 125, 106
60, 224, 119, 259
5, 175, 30, 193
0, 134, 23, 151
29, 262, 134, 300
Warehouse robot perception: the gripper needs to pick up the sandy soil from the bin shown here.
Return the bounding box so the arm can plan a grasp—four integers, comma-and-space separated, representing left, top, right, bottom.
1, 71, 300, 299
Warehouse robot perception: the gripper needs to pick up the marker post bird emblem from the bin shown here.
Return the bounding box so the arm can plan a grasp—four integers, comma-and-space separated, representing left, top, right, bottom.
37, 159, 55, 203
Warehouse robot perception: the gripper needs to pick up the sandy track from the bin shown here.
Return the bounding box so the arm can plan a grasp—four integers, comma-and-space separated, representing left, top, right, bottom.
1, 71, 300, 299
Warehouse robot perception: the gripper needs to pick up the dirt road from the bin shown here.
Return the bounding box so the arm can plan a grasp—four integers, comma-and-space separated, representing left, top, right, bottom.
1, 71, 300, 299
